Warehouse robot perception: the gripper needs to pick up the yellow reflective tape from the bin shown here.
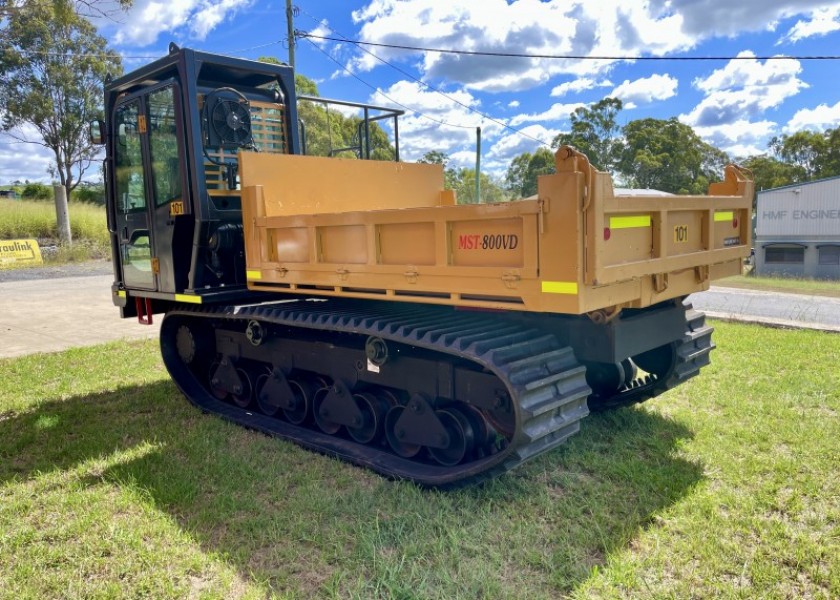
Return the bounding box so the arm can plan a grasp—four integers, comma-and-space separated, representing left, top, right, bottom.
246, 269, 262, 280
541, 281, 578, 295
117, 290, 126, 298
714, 211, 734, 222
175, 294, 202, 304
609, 215, 651, 229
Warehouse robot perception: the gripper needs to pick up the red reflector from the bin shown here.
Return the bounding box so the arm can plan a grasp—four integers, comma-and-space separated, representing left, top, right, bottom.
604, 227, 611, 241
733, 217, 739, 228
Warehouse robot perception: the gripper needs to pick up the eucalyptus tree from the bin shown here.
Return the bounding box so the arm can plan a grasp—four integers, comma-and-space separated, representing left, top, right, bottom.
0, 0, 122, 201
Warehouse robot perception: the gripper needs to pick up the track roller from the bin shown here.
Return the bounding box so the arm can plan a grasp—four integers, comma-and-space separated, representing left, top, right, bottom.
346, 392, 389, 444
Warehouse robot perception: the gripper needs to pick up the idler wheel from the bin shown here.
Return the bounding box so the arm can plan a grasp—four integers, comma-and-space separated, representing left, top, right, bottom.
633, 343, 677, 378
284, 379, 312, 425
347, 392, 388, 445
384, 405, 421, 458
428, 408, 475, 466
313, 385, 341, 435
585, 362, 627, 396
230, 368, 252, 408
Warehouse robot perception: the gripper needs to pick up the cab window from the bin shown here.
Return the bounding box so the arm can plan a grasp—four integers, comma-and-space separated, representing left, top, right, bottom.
147, 86, 183, 207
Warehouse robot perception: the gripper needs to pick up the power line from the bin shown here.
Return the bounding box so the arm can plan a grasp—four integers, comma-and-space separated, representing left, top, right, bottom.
297, 32, 840, 62
303, 38, 479, 131
308, 23, 548, 144
295, 12, 551, 145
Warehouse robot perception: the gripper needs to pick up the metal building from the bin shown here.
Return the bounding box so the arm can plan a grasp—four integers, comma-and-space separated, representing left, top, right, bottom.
755, 177, 840, 279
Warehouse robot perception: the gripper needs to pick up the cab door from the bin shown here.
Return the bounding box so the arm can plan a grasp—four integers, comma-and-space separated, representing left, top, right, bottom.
113, 98, 156, 291
113, 85, 187, 293
145, 84, 187, 294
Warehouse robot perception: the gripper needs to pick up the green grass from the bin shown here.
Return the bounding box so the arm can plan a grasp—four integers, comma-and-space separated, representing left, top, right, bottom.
0, 198, 109, 263
716, 272, 840, 298
0, 322, 837, 599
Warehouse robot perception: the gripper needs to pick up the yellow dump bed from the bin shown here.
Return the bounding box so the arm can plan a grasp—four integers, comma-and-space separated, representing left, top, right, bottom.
240, 147, 752, 315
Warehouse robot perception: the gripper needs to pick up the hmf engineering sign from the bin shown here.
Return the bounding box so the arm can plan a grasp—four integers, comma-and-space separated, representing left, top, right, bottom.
0, 239, 43, 267
757, 184, 840, 237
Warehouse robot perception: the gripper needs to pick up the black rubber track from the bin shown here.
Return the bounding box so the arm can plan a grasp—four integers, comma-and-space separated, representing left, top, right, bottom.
587, 303, 715, 411
160, 298, 593, 487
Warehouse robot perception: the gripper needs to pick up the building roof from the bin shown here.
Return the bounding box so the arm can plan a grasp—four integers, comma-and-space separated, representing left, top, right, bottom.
757, 174, 840, 195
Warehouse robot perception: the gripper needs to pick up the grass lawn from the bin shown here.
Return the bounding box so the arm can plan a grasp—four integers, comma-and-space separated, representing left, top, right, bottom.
0, 322, 837, 599
0, 198, 109, 264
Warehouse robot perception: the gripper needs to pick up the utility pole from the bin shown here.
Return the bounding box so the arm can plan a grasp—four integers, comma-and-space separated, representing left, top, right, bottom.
475, 127, 481, 203
285, 0, 295, 69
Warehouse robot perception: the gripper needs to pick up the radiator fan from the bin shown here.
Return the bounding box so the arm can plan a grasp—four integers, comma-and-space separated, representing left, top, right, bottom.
203, 88, 254, 149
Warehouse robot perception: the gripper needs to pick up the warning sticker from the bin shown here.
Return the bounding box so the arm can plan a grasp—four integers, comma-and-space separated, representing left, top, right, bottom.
0, 239, 43, 268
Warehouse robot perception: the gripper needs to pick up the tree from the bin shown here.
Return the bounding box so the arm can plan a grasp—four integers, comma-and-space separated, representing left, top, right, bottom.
1, 0, 131, 19
0, 0, 122, 202
448, 168, 508, 204
552, 97, 624, 173
768, 130, 825, 181
618, 118, 729, 194
504, 147, 556, 197
417, 151, 506, 202
21, 182, 52, 199
766, 128, 840, 182
258, 56, 397, 161
740, 155, 800, 192
417, 150, 459, 189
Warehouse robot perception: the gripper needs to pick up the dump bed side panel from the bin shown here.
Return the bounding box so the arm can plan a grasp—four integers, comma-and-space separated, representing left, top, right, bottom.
241, 148, 753, 315
242, 183, 545, 309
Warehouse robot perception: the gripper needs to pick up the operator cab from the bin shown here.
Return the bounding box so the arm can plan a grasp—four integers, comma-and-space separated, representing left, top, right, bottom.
95, 44, 403, 320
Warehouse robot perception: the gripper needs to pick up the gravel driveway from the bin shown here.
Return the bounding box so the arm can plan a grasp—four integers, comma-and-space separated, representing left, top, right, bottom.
0, 259, 113, 283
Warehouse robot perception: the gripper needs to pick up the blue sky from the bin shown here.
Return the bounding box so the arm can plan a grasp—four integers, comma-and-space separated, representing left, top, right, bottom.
4, 0, 840, 183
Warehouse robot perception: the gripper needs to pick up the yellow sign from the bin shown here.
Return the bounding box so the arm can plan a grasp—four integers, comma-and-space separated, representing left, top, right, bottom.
169, 200, 184, 216
0, 238, 43, 268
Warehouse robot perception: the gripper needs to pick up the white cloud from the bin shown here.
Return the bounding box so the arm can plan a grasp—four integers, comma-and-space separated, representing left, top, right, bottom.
486, 125, 557, 159
191, 0, 253, 40
346, 1, 840, 95
550, 78, 613, 98
0, 121, 61, 184
680, 51, 810, 156
448, 150, 480, 169
682, 52, 806, 128
508, 100, 520, 108
484, 125, 561, 175
784, 101, 840, 132
655, 0, 831, 37
110, 0, 252, 46
349, 1, 694, 92
690, 119, 777, 157
367, 81, 504, 161
609, 74, 678, 109
307, 20, 333, 47
778, 5, 840, 44
509, 102, 585, 126
0, 139, 55, 184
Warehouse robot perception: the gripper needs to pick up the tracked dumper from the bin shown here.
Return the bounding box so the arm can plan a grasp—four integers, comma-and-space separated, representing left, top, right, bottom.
99, 46, 753, 486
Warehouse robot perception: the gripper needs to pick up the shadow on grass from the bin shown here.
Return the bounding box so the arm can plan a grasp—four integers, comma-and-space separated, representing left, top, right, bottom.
0, 381, 704, 597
